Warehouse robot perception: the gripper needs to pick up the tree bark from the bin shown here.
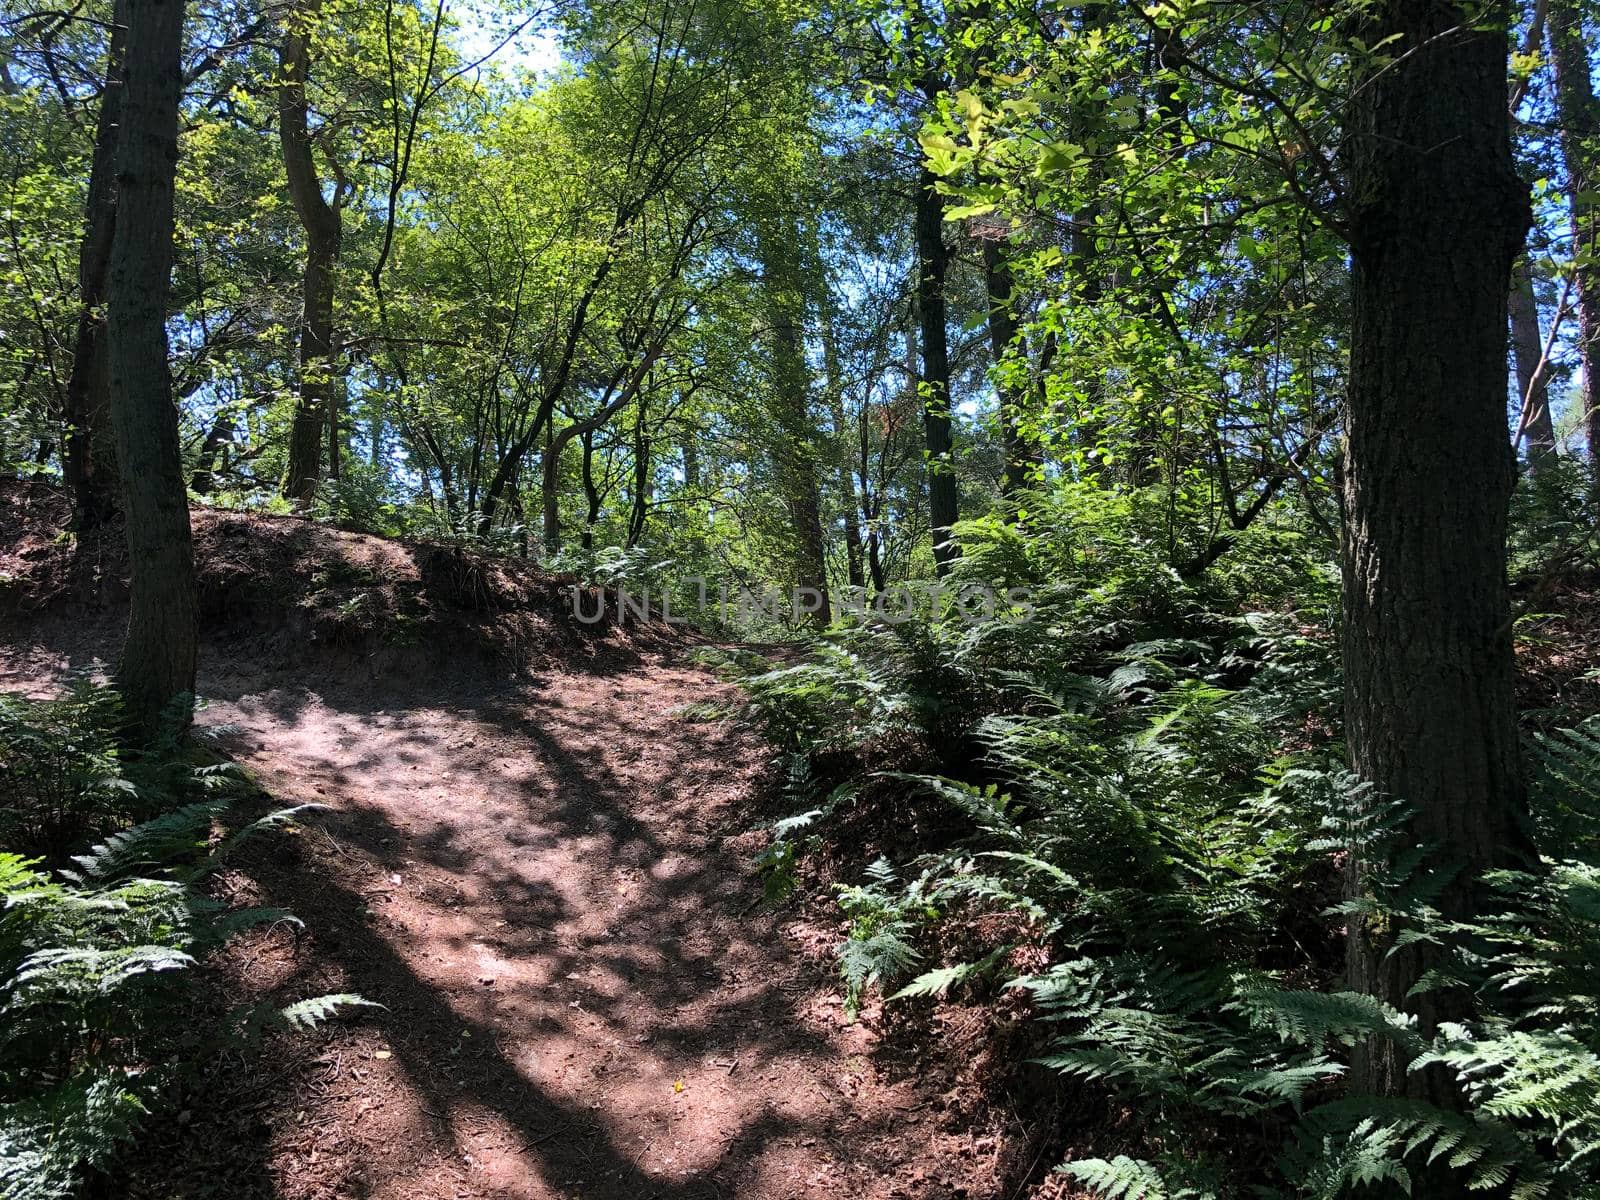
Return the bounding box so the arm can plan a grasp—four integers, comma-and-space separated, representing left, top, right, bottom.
1341, 0, 1534, 1101
820, 288, 865, 588
105, 0, 196, 739
1547, 0, 1600, 483
626, 401, 651, 550
580, 428, 602, 551
278, 4, 342, 504
916, 164, 958, 572
760, 220, 831, 625
1510, 260, 1558, 469
982, 238, 1040, 496
542, 420, 561, 553
188, 408, 235, 495
62, 0, 129, 531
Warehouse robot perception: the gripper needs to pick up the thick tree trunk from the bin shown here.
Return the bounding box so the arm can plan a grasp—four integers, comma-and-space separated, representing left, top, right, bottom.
278, 8, 341, 504
916, 165, 958, 572
759, 221, 831, 625
63, 0, 129, 531
1341, 0, 1534, 1101
105, 0, 196, 739
1547, 0, 1600, 481
1510, 260, 1558, 469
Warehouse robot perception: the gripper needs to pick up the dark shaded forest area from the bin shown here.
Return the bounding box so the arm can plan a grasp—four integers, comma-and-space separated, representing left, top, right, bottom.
4, 0, 1600, 1196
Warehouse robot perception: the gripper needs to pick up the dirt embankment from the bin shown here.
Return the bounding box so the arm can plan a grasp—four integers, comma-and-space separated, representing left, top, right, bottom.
0, 481, 1050, 1200
0, 480, 663, 678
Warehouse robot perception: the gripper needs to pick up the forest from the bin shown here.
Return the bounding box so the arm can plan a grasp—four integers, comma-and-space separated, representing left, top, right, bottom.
2, 0, 1600, 1195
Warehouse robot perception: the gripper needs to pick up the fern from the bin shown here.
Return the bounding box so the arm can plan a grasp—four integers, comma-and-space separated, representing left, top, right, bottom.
836, 859, 928, 1015
1282, 1098, 1543, 1198
0, 1075, 147, 1200
1060, 1155, 1193, 1200
0, 687, 374, 1196
1229, 988, 1417, 1052
277, 993, 383, 1031
732, 474, 1600, 1199
226, 993, 387, 1047
1530, 718, 1600, 854
60, 801, 226, 884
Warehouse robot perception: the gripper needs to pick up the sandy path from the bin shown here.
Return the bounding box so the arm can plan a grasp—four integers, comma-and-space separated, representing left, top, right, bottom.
0, 631, 978, 1200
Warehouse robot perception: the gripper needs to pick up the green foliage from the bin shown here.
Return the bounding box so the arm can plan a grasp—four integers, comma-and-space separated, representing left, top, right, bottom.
311, 462, 406, 535
836, 859, 926, 1017
740, 473, 1600, 1197
0, 684, 135, 862
0, 690, 374, 1197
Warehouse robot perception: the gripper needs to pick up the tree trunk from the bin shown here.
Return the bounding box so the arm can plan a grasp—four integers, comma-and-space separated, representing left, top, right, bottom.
982, 238, 1040, 496
62, 0, 129, 531
542, 421, 561, 554
681, 437, 707, 563
188, 408, 234, 495
1341, 0, 1534, 1102
1548, 0, 1600, 483
581, 428, 601, 551
759, 220, 831, 625
626, 404, 651, 550
105, 0, 196, 739
820, 294, 865, 588
915, 164, 958, 573
1510, 260, 1558, 469
278, 6, 341, 504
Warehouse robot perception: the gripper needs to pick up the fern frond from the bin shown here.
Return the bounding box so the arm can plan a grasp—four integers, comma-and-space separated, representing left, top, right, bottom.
60, 802, 225, 884
277, 993, 384, 1031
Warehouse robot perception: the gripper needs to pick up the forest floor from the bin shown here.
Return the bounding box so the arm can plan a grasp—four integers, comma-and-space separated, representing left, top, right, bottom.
0, 488, 1036, 1200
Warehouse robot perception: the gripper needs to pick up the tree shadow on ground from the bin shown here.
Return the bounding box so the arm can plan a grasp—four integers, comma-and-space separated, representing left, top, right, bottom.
113, 646, 938, 1200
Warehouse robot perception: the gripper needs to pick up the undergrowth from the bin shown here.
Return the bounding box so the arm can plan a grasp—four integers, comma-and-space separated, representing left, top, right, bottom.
0, 685, 374, 1199
740, 481, 1600, 1199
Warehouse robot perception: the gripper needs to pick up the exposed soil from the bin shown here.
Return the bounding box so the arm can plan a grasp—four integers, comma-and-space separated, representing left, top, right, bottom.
10, 485, 1600, 1198
0, 481, 655, 672
0, 493, 1040, 1200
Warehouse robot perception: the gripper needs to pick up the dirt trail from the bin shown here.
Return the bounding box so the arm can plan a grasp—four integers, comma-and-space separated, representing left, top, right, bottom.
0, 628, 996, 1200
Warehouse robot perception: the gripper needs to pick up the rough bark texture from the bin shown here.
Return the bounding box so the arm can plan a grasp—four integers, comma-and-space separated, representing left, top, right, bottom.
105, 0, 196, 738
915, 166, 958, 573
278, 5, 342, 504
1547, 0, 1600, 477
1510, 260, 1558, 468
62, 0, 129, 531
760, 222, 831, 625
1341, 0, 1534, 1100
